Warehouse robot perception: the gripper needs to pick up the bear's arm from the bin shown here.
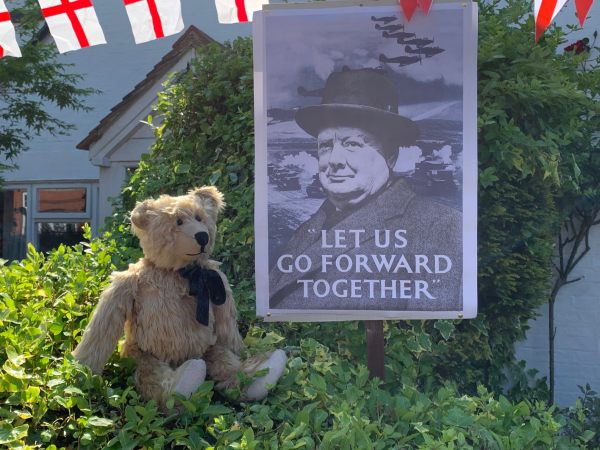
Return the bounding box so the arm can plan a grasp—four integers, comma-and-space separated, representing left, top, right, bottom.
72, 269, 138, 374
212, 269, 243, 355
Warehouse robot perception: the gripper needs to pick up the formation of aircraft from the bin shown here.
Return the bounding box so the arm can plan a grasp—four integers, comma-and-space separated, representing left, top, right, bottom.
370, 15, 445, 67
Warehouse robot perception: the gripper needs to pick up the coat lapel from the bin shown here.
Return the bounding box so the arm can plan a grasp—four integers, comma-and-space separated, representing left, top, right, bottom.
269, 179, 417, 306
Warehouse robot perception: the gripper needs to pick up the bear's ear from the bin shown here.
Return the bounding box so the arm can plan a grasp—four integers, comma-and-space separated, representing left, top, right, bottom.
130, 200, 157, 231
190, 186, 225, 218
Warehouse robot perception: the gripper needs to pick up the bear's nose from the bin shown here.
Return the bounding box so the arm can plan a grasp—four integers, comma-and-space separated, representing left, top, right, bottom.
194, 232, 209, 247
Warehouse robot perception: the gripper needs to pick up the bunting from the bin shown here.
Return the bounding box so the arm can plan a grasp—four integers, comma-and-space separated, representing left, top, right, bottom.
534, 0, 568, 41
123, 0, 184, 44
0, 0, 20, 58
418, 0, 433, 15
1, 0, 597, 57
214, 0, 268, 23
399, 0, 434, 22
574, 0, 594, 26
38, 0, 106, 53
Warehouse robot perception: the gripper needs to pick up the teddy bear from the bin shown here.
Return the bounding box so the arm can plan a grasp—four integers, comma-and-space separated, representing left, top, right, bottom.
72, 186, 287, 408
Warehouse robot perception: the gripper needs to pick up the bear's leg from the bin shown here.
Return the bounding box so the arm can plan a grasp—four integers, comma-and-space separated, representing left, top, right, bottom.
171, 359, 207, 398
134, 352, 206, 408
243, 349, 287, 401
204, 346, 286, 401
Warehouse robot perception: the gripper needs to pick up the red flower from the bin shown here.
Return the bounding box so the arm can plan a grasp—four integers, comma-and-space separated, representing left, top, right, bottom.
565, 38, 591, 54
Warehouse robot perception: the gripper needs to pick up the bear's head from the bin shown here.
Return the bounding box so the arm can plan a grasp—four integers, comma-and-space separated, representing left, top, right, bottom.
130, 186, 225, 269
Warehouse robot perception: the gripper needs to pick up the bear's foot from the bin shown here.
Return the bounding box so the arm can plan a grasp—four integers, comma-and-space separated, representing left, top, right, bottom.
172, 359, 207, 398
243, 350, 287, 401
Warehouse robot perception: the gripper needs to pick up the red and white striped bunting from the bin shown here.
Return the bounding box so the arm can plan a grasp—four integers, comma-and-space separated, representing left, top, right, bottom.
574, 0, 594, 26
38, 0, 106, 53
214, 0, 268, 23
0, 0, 21, 58
123, 0, 183, 44
399, 0, 433, 22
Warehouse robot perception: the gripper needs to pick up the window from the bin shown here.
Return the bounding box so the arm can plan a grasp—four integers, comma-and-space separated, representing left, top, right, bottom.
37, 188, 87, 213
1, 183, 97, 260
0, 189, 28, 260
36, 222, 86, 253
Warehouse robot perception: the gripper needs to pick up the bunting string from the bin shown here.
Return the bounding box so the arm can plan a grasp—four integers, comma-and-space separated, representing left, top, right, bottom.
0, 0, 596, 59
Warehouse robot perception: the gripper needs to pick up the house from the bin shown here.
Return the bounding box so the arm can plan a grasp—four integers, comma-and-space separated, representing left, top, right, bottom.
76, 26, 216, 224
0, 0, 249, 260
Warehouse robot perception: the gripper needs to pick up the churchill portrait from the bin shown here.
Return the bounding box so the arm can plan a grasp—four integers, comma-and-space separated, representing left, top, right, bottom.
254, 3, 477, 319
268, 67, 462, 311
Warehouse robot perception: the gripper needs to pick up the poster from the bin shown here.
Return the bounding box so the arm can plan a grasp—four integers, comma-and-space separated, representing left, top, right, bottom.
254, 1, 477, 321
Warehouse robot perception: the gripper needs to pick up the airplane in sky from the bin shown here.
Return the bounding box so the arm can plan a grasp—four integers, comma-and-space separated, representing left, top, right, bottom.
405, 45, 445, 57
399, 37, 435, 46
374, 23, 407, 32
382, 30, 416, 40
297, 86, 324, 97
379, 53, 421, 66
370, 15, 397, 24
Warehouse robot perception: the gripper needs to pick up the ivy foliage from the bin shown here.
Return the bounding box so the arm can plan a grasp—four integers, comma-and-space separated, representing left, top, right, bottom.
0, 241, 596, 448
2, 0, 600, 447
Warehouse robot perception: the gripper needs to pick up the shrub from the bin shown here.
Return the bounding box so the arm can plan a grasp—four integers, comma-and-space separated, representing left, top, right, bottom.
0, 243, 594, 447
1, 0, 598, 447
105, 0, 597, 396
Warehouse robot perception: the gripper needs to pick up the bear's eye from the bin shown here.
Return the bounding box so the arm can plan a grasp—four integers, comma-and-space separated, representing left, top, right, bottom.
176, 218, 183, 226
195, 215, 202, 222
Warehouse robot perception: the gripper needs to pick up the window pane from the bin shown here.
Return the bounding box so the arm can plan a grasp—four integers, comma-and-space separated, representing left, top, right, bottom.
38, 188, 86, 213
36, 222, 87, 253
1, 189, 27, 260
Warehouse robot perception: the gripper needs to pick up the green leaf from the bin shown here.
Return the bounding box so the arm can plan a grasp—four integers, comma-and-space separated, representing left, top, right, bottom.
24, 386, 40, 402
0, 424, 28, 444
5, 347, 26, 366
434, 320, 455, 340
88, 416, 115, 428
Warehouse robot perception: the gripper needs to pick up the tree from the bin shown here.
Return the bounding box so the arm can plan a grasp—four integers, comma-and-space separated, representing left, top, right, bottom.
547, 34, 600, 404
0, 0, 94, 172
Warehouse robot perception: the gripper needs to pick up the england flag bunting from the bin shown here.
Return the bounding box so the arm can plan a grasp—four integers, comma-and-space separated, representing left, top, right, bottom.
0, 0, 21, 58
123, 0, 184, 44
38, 0, 106, 53
214, 0, 268, 23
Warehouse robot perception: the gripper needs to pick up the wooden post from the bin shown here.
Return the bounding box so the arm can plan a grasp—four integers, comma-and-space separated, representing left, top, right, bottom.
365, 320, 385, 381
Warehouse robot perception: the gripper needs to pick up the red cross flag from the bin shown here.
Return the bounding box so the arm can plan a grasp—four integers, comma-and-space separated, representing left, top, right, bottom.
123, 0, 183, 44
39, 0, 106, 53
214, 0, 268, 23
0, 0, 21, 58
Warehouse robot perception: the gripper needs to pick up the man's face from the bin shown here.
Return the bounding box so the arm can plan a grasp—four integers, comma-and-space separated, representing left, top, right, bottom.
317, 126, 390, 208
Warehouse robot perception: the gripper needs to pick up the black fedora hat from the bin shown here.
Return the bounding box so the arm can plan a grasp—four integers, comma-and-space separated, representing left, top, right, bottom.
295, 67, 418, 149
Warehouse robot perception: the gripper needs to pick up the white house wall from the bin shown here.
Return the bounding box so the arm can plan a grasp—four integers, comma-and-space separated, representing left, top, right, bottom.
515, 224, 600, 405
96, 121, 156, 224
88, 48, 195, 166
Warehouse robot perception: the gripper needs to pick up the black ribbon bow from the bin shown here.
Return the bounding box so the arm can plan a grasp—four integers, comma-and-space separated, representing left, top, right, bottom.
178, 265, 226, 326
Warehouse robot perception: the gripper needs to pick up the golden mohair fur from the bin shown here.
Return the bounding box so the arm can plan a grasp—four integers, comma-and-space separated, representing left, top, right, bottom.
72, 186, 274, 408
